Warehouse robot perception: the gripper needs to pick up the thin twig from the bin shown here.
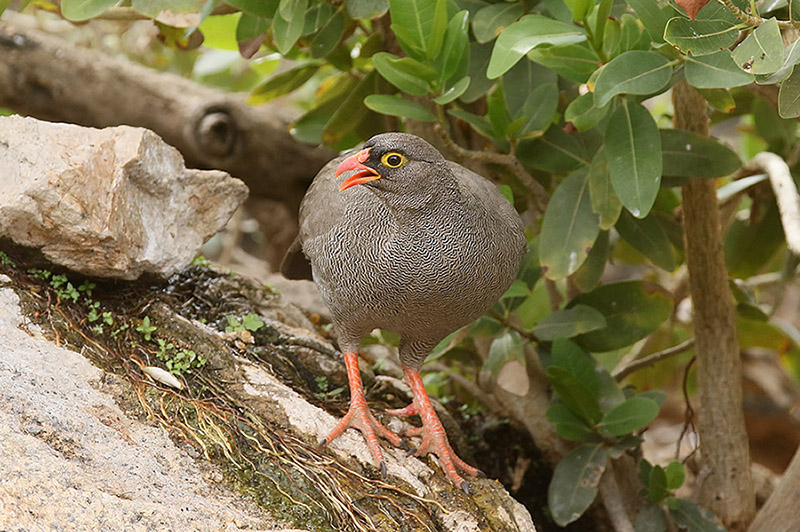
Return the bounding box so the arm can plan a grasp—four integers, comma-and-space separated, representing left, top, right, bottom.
433, 123, 549, 214
747, 152, 800, 255
612, 339, 695, 381
718, 0, 800, 29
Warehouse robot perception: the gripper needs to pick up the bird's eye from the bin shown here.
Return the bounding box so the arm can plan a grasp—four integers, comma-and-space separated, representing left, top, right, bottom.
381, 152, 406, 168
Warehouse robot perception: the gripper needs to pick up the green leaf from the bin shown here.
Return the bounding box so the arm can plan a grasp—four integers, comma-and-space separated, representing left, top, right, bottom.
634, 504, 668, 532
550, 338, 599, 393
547, 366, 603, 425
363, 95, 437, 121
597, 396, 659, 437
389, 0, 447, 60
310, 6, 346, 58
433, 76, 471, 104
472, 2, 524, 44
535, 305, 606, 341
540, 170, 600, 280
547, 403, 594, 441
570, 280, 674, 352
626, 0, 671, 43
372, 52, 436, 95
660, 128, 742, 181
519, 83, 558, 137
605, 100, 662, 219
668, 499, 726, 532
528, 42, 601, 83
548, 444, 608, 526
594, 51, 672, 108
731, 18, 784, 75
588, 150, 622, 230
487, 15, 586, 78
447, 108, 495, 139
664, 18, 742, 57
565, 92, 610, 132
518, 127, 594, 172
696, 88, 736, 113
346, 0, 388, 19
648, 465, 669, 502
665, 461, 685, 490
487, 84, 512, 138
61, 0, 119, 21
248, 63, 321, 104
303, 3, 333, 35
685, 50, 755, 89
779, 67, 800, 118
724, 201, 785, 278
221, 0, 278, 17
564, 0, 592, 22
436, 10, 470, 84
485, 329, 526, 375
757, 38, 800, 85
615, 210, 677, 271
273, 0, 307, 54
572, 231, 609, 293
321, 70, 379, 146
461, 42, 495, 103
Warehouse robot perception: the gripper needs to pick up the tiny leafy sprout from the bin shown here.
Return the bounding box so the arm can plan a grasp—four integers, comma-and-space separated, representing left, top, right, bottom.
315, 375, 329, 392
102, 312, 114, 326
77, 281, 95, 297
136, 316, 157, 341
110, 323, 129, 340
191, 255, 211, 268
0, 251, 15, 267
92, 324, 104, 335
225, 314, 265, 333
87, 301, 101, 322
28, 268, 51, 280
165, 348, 206, 376
156, 338, 174, 360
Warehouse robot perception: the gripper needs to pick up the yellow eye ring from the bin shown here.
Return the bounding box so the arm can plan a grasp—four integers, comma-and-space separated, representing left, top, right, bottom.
381, 152, 406, 168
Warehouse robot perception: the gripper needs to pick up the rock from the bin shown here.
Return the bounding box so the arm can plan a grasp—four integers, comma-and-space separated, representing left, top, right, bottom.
0, 278, 285, 532
0, 115, 248, 279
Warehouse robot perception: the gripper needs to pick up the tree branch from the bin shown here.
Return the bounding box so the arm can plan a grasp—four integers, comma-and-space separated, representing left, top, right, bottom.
746, 152, 800, 255
612, 339, 695, 381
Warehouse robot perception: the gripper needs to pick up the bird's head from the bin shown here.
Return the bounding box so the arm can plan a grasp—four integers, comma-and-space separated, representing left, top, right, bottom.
335, 133, 449, 197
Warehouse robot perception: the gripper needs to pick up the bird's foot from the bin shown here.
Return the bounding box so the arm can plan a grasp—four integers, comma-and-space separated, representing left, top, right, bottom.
318, 352, 404, 478
390, 367, 484, 494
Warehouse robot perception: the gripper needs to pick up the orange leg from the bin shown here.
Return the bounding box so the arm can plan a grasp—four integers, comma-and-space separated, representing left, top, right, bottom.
318, 352, 404, 477
387, 366, 484, 493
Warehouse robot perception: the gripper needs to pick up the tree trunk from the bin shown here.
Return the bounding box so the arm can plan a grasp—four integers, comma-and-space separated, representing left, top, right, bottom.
673, 80, 755, 530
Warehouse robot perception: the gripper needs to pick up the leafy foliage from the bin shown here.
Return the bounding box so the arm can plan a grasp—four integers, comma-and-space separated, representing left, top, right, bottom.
15, 0, 800, 528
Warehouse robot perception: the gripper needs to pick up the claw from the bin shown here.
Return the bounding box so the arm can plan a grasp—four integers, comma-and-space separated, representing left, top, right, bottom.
460, 480, 470, 495
380, 460, 387, 478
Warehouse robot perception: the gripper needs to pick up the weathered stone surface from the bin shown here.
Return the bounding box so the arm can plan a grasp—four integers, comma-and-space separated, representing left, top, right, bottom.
0, 115, 248, 279
0, 279, 291, 532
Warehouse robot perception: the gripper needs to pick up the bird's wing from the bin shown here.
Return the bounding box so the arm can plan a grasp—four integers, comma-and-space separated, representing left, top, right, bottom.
448, 161, 525, 233
279, 153, 351, 280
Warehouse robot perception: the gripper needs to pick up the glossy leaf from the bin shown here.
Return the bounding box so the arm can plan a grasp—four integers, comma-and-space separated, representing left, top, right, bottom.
461, 42, 495, 103
667, 499, 726, 532
224, 0, 278, 17
731, 18, 783, 75
433, 76, 471, 104
364, 95, 437, 121
472, 2, 524, 44
528, 42, 601, 83
570, 280, 674, 352
565, 92, 611, 132
372, 52, 436, 95
664, 18, 741, 56
436, 10, 470, 84
310, 6, 346, 58
61, 0, 119, 21
547, 367, 602, 424
757, 38, 800, 85
588, 150, 622, 230
597, 397, 660, 437
648, 466, 669, 502
627, 0, 671, 42
665, 461, 685, 490
346, 0, 388, 19
685, 50, 755, 89
540, 170, 600, 280
534, 305, 607, 341
724, 202, 785, 278
660, 129, 741, 181
519, 83, 558, 137
572, 231, 609, 293
550, 338, 599, 393
594, 51, 672, 108
487, 15, 586, 78
389, 0, 447, 60
518, 127, 594, 172
605, 100, 662, 218
321, 71, 379, 146
779, 67, 800, 118
615, 210, 677, 271
485, 329, 525, 374
447, 108, 495, 139
273, 0, 307, 54
548, 444, 608, 526
248, 63, 321, 104
547, 403, 594, 441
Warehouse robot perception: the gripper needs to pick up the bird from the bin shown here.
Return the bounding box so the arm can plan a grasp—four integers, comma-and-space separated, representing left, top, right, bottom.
281, 132, 527, 493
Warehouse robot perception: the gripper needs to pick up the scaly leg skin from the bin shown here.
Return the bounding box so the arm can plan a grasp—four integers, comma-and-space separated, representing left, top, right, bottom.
387, 366, 484, 494
318, 352, 404, 478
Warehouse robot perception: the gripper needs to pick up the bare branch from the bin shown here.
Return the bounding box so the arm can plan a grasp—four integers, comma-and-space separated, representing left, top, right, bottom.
747, 152, 800, 255
599, 463, 635, 532
612, 339, 696, 381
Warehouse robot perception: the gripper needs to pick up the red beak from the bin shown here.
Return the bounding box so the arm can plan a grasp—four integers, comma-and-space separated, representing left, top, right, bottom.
336, 148, 381, 191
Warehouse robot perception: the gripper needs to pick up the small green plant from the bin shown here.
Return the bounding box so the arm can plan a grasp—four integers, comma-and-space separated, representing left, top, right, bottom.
225, 313, 265, 333
0, 251, 15, 267
110, 323, 129, 340
77, 281, 95, 297
315, 375, 329, 392
191, 255, 211, 268
153, 338, 206, 376
50, 274, 80, 302
136, 316, 157, 341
